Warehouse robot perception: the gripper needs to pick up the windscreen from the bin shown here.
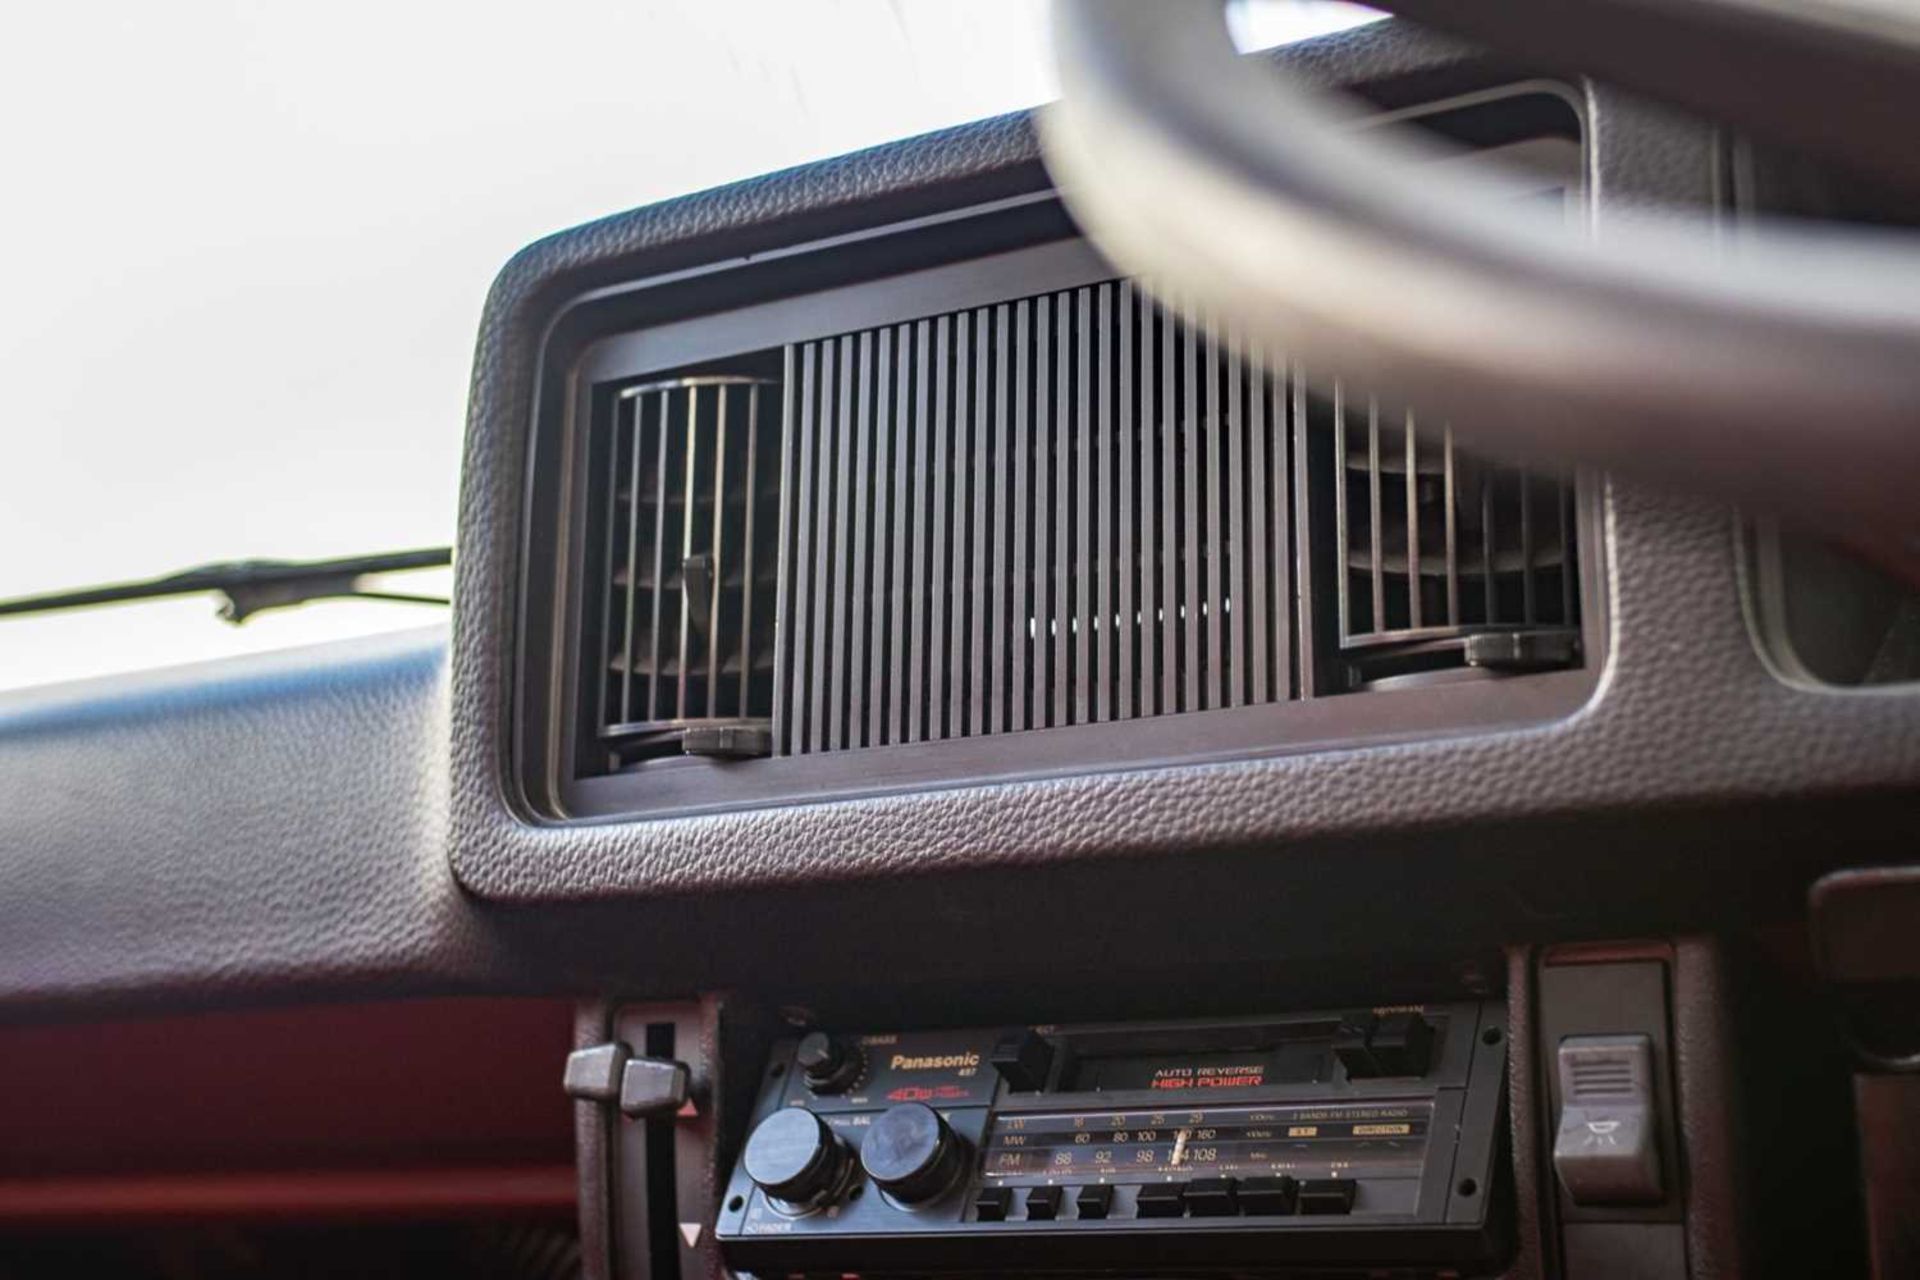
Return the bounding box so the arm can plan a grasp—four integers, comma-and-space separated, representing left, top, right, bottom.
0, 0, 1378, 691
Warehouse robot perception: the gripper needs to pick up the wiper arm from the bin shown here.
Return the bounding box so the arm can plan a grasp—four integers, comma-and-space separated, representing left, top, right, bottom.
0, 547, 452, 625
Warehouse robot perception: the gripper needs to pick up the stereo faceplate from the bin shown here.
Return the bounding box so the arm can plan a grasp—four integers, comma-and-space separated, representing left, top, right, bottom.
715, 1001, 1510, 1274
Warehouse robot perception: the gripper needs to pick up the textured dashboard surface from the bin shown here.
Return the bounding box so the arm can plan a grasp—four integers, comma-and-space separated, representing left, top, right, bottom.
452, 19, 1920, 903
0, 628, 507, 1016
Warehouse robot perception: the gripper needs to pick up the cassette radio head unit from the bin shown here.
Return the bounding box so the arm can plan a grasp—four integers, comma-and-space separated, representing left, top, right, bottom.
716, 1001, 1510, 1275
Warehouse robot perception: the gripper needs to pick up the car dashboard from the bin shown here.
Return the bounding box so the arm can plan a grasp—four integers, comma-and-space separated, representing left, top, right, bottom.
2, 17, 1918, 1280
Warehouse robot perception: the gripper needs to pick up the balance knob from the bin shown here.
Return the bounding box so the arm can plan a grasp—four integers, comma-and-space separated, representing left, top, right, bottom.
860, 1103, 968, 1204
796, 1032, 864, 1095
742, 1108, 849, 1209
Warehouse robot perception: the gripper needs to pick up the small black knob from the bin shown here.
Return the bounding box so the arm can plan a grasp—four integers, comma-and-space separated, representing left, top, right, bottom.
796, 1032, 864, 1095
742, 1108, 848, 1208
860, 1103, 967, 1204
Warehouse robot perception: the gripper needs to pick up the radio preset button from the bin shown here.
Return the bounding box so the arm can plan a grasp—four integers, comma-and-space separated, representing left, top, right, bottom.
1369, 1012, 1435, 1076
1136, 1183, 1187, 1218
1297, 1178, 1357, 1215
1075, 1184, 1114, 1219
1238, 1175, 1299, 1215
1333, 1016, 1380, 1078
1185, 1176, 1238, 1217
1024, 1185, 1063, 1220
861, 1103, 967, 1204
973, 1185, 1013, 1222
795, 1032, 864, 1095
989, 1028, 1055, 1092
1335, 1012, 1435, 1079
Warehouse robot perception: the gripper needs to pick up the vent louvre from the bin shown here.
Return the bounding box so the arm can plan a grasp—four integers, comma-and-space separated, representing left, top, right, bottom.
1322, 385, 1580, 688
772, 283, 1291, 757
595, 375, 781, 764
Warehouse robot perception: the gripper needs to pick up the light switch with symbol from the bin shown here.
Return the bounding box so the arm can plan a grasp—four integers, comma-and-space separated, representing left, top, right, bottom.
1551, 1033, 1663, 1205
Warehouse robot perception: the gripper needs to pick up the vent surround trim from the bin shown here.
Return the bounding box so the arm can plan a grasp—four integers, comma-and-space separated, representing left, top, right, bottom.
523, 88, 1602, 821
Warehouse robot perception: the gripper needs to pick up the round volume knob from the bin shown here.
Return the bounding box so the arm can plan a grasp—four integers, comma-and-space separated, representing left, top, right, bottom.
742, 1108, 848, 1209
795, 1032, 864, 1095
860, 1103, 967, 1205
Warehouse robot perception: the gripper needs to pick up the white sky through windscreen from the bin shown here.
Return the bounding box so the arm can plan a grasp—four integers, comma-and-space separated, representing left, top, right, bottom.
0, 0, 1378, 692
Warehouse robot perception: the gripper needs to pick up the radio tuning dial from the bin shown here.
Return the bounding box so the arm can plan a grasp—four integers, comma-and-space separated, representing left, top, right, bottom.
796, 1031, 864, 1095
861, 1103, 968, 1205
742, 1107, 850, 1210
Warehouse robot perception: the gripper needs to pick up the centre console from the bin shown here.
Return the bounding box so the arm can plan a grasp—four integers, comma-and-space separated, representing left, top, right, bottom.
714, 1001, 1511, 1275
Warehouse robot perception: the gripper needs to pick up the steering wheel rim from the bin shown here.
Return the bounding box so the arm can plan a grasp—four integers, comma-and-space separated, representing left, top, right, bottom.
1040, 0, 1920, 585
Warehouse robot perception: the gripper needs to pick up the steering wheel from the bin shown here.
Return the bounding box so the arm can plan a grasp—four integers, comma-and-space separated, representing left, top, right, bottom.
1041, 0, 1920, 586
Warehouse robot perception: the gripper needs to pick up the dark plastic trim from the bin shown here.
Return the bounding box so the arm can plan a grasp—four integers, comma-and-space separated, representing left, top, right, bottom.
427, 21, 1920, 910
517, 87, 1604, 824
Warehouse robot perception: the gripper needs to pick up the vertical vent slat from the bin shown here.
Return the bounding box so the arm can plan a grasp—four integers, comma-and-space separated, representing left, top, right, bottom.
830, 340, 855, 750
1271, 361, 1290, 697
1481, 465, 1497, 624
708, 385, 727, 711
1139, 288, 1159, 718
847, 333, 872, 746
1059, 293, 1075, 725
1520, 464, 1536, 625
1560, 476, 1577, 624
972, 308, 991, 738
771, 355, 797, 753
1203, 319, 1224, 711
1175, 305, 1190, 717
811, 347, 835, 753
1032, 294, 1052, 731
1117, 283, 1136, 722
676, 387, 695, 719
1226, 326, 1246, 708
908, 321, 932, 744
991, 304, 1012, 737
1403, 410, 1420, 633
740, 382, 760, 715
1333, 381, 1350, 644
791, 350, 819, 754
1443, 425, 1459, 627
1095, 283, 1115, 724
930, 317, 951, 739
1159, 296, 1178, 718
950, 312, 972, 739
1366, 397, 1385, 637
1074, 287, 1093, 727
1246, 342, 1269, 705
887, 326, 910, 747
648, 391, 669, 725
616, 396, 639, 728
868, 329, 893, 747
1011, 301, 1032, 735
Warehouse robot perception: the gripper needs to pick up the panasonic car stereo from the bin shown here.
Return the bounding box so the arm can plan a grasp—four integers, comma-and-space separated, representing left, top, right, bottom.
715, 1001, 1510, 1274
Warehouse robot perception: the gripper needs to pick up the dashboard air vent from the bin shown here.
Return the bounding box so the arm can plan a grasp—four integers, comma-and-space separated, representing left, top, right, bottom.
594, 374, 781, 765
1322, 385, 1579, 689
772, 283, 1289, 756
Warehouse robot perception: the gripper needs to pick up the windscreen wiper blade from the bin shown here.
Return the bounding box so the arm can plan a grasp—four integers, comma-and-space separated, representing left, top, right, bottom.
0, 547, 452, 624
